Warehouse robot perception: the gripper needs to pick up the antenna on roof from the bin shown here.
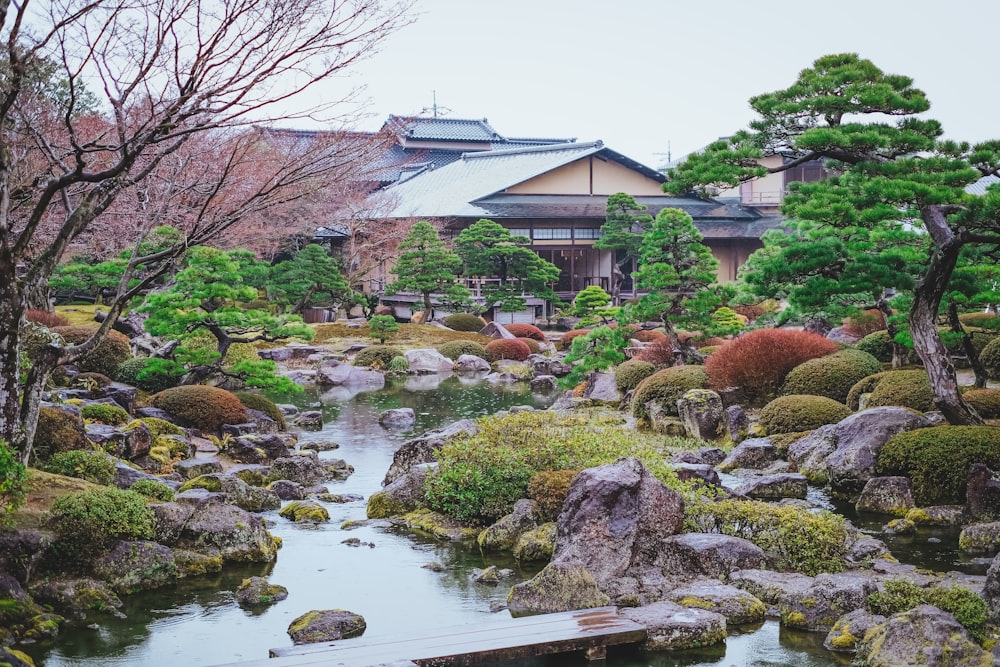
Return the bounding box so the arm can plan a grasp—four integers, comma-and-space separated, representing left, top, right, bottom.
421, 90, 453, 118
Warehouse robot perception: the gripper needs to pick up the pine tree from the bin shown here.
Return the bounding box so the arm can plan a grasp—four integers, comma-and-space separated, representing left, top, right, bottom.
386, 221, 471, 321
595, 193, 653, 302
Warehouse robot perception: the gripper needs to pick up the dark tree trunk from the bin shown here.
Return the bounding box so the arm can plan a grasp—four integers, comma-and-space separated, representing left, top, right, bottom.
911, 206, 983, 425
0, 259, 28, 456
421, 291, 433, 323
875, 296, 906, 369
948, 300, 989, 389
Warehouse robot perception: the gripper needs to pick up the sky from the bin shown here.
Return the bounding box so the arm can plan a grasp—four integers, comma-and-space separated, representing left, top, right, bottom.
325, 0, 1000, 169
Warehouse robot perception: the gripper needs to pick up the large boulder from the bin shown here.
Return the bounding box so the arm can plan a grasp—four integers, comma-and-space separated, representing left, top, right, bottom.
315, 359, 385, 388
855, 605, 992, 667
653, 533, 768, 579
728, 569, 814, 606
717, 439, 777, 472
676, 389, 725, 441
528, 355, 572, 378
478, 499, 540, 552
514, 523, 557, 563
454, 354, 491, 373
287, 609, 366, 645
668, 580, 766, 625
235, 576, 288, 608
152, 494, 279, 563
219, 475, 281, 513
28, 577, 123, 621
366, 464, 434, 518
734, 473, 808, 500
382, 420, 478, 486
552, 457, 685, 587
404, 349, 454, 374
270, 451, 350, 486
479, 321, 516, 339
966, 463, 1000, 522
779, 572, 876, 632
506, 562, 610, 618
619, 601, 726, 651
224, 433, 296, 464
855, 477, 915, 515
379, 408, 416, 430
92, 540, 178, 594
824, 609, 886, 654
582, 372, 621, 403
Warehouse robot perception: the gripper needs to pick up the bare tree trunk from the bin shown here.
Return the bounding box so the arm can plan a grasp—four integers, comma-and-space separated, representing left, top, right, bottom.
948, 300, 988, 388
911, 206, 983, 425
876, 295, 906, 369
0, 260, 28, 455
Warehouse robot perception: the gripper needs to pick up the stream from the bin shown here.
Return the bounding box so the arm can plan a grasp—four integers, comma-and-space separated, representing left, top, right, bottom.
19, 373, 982, 666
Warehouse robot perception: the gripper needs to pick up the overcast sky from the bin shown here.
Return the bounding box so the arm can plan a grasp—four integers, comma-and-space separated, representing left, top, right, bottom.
333, 0, 999, 169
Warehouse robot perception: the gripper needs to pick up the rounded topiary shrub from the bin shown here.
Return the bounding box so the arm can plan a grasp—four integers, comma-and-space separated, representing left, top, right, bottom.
437, 340, 488, 361
80, 403, 131, 426
981, 337, 1000, 380
781, 348, 882, 403
758, 395, 852, 435
114, 357, 182, 393
129, 478, 175, 501
51, 326, 132, 377
841, 309, 887, 339
234, 392, 287, 431
40, 450, 115, 485
149, 385, 247, 433
50, 487, 156, 564
846, 370, 934, 412
33, 406, 89, 460
705, 329, 838, 405
516, 337, 542, 354
442, 313, 486, 332
631, 329, 668, 344
353, 345, 402, 369
504, 323, 545, 341
614, 359, 656, 393
484, 338, 531, 362
855, 330, 894, 363
963, 388, 1000, 419
528, 469, 580, 522
877, 426, 1000, 505
559, 329, 590, 351
959, 312, 999, 329
631, 365, 708, 422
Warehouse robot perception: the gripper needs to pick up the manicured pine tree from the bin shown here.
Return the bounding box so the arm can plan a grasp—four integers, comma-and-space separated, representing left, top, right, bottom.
595, 193, 653, 302
385, 221, 471, 322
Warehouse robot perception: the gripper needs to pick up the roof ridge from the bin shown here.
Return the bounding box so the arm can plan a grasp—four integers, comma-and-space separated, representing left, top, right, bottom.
462, 140, 602, 160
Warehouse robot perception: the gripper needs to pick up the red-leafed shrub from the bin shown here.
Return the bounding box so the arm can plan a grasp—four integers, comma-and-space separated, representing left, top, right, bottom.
631, 329, 669, 344
149, 385, 247, 433
841, 309, 887, 339
634, 340, 677, 366
504, 323, 546, 341
559, 329, 590, 350
25, 309, 70, 328
694, 336, 727, 349
516, 337, 542, 354
484, 338, 532, 362
705, 329, 839, 404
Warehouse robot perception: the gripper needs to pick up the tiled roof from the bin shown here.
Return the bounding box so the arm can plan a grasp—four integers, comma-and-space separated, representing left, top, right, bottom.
967, 174, 1000, 196
386, 115, 502, 142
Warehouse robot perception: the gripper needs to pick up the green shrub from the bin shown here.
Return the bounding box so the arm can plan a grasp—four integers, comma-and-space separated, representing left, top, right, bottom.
846, 370, 933, 412
353, 345, 402, 369
114, 357, 181, 393
631, 365, 708, 422
781, 349, 882, 403
437, 340, 488, 361
149, 386, 247, 433
528, 469, 580, 522
614, 359, 656, 393
504, 323, 546, 341
40, 450, 115, 485
684, 498, 849, 576
959, 312, 1000, 329
33, 406, 89, 460
867, 579, 987, 642
981, 337, 1000, 380
484, 338, 531, 362
516, 337, 542, 354
443, 313, 486, 332
759, 395, 852, 435
80, 403, 131, 426
963, 388, 1000, 418
368, 315, 400, 344
877, 426, 1000, 505
425, 411, 698, 524
388, 356, 410, 374
129, 478, 175, 501
234, 392, 287, 431
705, 329, 839, 405
50, 487, 156, 564
855, 330, 894, 363
0, 438, 27, 519
51, 326, 133, 377
131, 417, 184, 437
710, 307, 744, 334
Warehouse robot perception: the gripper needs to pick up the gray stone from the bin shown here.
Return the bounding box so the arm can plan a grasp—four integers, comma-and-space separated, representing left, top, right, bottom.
506, 562, 611, 618
225, 433, 296, 463
479, 321, 516, 339
552, 457, 685, 587
620, 601, 726, 651
367, 464, 434, 518
315, 359, 385, 388
668, 580, 766, 625
528, 355, 572, 377
728, 569, 814, 605
151, 496, 279, 563
174, 459, 224, 480
583, 371, 621, 403
824, 609, 885, 653
855, 477, 915, 515
379, 407, 416, 430
529, 374, 558, 391
779, 572, 876, 632
234, 576, 288, 608
299, 440, 339, 452
672, 463, 721, 488
967, 463, 1000, 522
287, 609, 366, 645
478, 499, 540, 552
847, 536, 891, 565
99, 382, 138, 414
960, 521, 1000, 554
28, 577, 123, 620
382, 420, 478, 485
92, 540, 178, 594
985, 551, 1000, 623
279, 500, 330, 523
404, 348, 454, 374
454, 354, 491, 373
514, 523, 557, 563
723, 405, 750, 444
654, 533, 768, 578
735, 473, 808, 500
856, 605, 992, 667
717, 439, 777, 472
220, 475, 281, 513
257, 347, 294, 362
676, 389, 724, 440
825, 327, 861, 345
268, 479, 306, 501
295, 410, 324, 430
270, 451, 351, 486
787, 425, 839, 484
114, 459, 180, 490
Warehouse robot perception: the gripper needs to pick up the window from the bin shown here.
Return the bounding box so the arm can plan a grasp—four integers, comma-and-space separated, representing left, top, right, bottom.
508, 228, 530, 238
574, 228, 604, 239
532, 228, 571, 240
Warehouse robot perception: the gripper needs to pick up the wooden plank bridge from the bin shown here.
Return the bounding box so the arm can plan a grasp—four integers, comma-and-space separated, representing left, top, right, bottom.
212, 606, 647, 667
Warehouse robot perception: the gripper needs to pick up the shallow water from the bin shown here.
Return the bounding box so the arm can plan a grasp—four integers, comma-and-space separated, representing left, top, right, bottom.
19, 374, 966, 667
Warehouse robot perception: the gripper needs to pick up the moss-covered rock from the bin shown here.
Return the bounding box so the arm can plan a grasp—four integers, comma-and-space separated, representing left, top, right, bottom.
477, 499, 540, 552
278, 500, 330, 523
781, 349, 882, 403
92, 540, 178, 594
876, 426, 1000, 506
33, 406, 89, 460
631, 365, 708, 422
759, 395, 853, 435
233, 392, 287, 431
398, 508, 480, 541
670, 580, 766, 625
287, 609, 366, 645
513, 523, 557, 563
172, 549, 224, 577
506, 562, 610, 618
234, 576, 288, 608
